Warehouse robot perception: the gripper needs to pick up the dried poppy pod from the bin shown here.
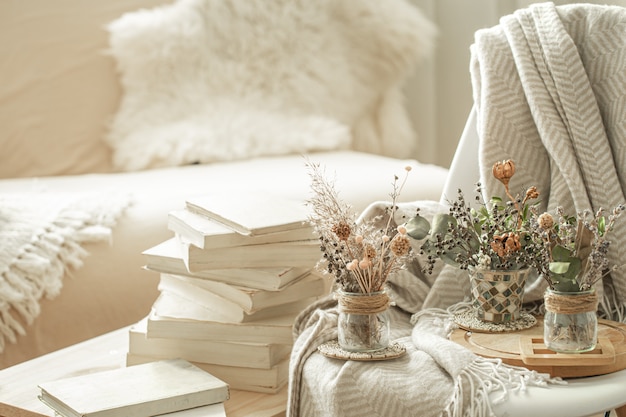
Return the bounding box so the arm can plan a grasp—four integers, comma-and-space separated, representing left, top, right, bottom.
492, 160, 516, 186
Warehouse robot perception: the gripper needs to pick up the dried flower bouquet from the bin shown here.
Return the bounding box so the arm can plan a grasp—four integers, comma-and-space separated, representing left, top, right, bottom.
305, 162, 414, 294
406, 160, 545, 274
532, 204, 626, 292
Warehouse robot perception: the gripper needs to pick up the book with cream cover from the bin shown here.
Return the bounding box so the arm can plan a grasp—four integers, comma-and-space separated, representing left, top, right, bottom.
161, 272, 327, 313
142, 238, 309, 291
127, 354, 289, 394
168, 209, 314, 250
179, 237, 320, 272
38, 358, 229, 417
129, 319, 291, 369
185, 192, 311, 236
147, 294, 297, 344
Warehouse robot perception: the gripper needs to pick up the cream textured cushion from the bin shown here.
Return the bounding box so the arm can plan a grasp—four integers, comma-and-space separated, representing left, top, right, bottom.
105, 0, 436, 171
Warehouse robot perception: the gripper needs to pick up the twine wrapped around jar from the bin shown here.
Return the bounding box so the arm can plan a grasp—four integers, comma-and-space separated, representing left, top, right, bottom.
336, 291, 390, 314
544, 290, 598, 314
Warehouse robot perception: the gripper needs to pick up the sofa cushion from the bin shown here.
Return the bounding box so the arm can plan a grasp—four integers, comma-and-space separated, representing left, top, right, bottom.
104, 0, 436, 171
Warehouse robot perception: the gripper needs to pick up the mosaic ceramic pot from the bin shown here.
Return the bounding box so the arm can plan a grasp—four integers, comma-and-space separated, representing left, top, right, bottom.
469, 267, 530, 324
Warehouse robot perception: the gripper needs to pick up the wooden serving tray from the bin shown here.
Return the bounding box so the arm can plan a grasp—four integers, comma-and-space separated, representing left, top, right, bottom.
450, 317, 626, 378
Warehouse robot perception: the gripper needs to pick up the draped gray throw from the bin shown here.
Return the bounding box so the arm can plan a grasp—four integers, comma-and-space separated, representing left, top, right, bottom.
288, 3, 626, 417
471, 1, 626, 321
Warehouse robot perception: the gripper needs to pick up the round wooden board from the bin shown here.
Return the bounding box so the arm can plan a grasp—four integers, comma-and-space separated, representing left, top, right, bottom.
450, 317, 626, 378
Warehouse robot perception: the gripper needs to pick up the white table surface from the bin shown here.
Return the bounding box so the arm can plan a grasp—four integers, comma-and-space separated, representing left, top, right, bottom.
491, 368, 626, 417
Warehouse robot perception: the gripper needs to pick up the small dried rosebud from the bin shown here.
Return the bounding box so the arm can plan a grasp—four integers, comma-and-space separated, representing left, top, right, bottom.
504, 232, 521, 253
332, 221, 351, 241
538, 212, 554, 230
490, 232, 521, 258
492, 160, 516, 186
397, 225, 407, 235
526, 186, 539, 200
405, 166, 412, 172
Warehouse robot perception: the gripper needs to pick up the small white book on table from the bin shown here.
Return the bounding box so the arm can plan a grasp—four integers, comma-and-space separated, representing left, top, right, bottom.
37, 358, 229, 417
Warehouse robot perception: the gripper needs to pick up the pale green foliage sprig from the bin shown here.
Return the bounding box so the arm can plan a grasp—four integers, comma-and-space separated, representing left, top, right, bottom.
532, 204, 626, 292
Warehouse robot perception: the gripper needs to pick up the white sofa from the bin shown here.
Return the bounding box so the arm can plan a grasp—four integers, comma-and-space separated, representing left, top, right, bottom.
0, 0, 448, 368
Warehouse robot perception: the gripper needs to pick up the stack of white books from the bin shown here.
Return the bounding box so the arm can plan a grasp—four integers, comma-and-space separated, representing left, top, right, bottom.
131, 192, 329, 394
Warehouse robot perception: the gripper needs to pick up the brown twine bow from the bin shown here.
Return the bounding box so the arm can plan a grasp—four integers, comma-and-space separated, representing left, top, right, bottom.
544, 290, 598, 314
336, 291, 390, 314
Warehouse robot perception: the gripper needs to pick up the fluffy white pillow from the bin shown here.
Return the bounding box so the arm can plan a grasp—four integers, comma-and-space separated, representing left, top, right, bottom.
105, 0, 435, 171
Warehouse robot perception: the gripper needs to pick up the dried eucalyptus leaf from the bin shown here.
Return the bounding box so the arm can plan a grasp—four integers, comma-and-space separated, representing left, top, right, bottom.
405, 216, 431, 240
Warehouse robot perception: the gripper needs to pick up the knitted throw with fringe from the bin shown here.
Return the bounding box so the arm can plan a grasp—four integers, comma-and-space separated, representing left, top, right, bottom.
287, 296, 563, 417
0, 191, 130, 352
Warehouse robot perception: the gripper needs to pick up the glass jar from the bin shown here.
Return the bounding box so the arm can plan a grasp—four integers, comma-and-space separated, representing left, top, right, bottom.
336, 290, 390, 352
543, 288, 598, 353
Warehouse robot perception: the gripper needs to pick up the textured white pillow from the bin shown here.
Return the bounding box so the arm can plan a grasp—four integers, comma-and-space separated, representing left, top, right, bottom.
105, 0, 435, 171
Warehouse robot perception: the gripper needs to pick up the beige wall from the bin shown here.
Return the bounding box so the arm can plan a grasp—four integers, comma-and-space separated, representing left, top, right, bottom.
405, 0, 626, 169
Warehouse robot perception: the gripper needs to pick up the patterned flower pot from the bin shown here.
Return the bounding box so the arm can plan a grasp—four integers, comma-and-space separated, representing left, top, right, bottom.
469, 268, 530, 324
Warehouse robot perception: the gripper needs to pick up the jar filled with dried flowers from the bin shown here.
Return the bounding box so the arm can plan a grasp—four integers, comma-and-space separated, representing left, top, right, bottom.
406, 160, 546, 324
543, 288, 598, 353
532, 204, 625, 352
306, 161, 414, 352
336, 290, 390, 352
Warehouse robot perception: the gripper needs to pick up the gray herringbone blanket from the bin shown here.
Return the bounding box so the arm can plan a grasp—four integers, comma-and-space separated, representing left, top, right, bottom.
471, 2, 626, 320
288, 3, 626, 417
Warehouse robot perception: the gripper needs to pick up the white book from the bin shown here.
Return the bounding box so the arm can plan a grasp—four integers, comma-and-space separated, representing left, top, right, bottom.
153, 288, 317, 324
129, 319, 292, 370
147, 301, 296, 345
156, 403, 226, 417
185, 192, 311, 236
142, 238, 310, 291
163, 271, 327, 313
127, 354, 289, 394
169, 209, 314, 250
180, 237, 320, 272
38, 359, 229, 417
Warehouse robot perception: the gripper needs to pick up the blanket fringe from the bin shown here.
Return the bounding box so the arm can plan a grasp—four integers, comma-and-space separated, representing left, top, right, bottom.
445, 356, 564, 417
412, 302, 565, 417
0, 193, 130, 353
